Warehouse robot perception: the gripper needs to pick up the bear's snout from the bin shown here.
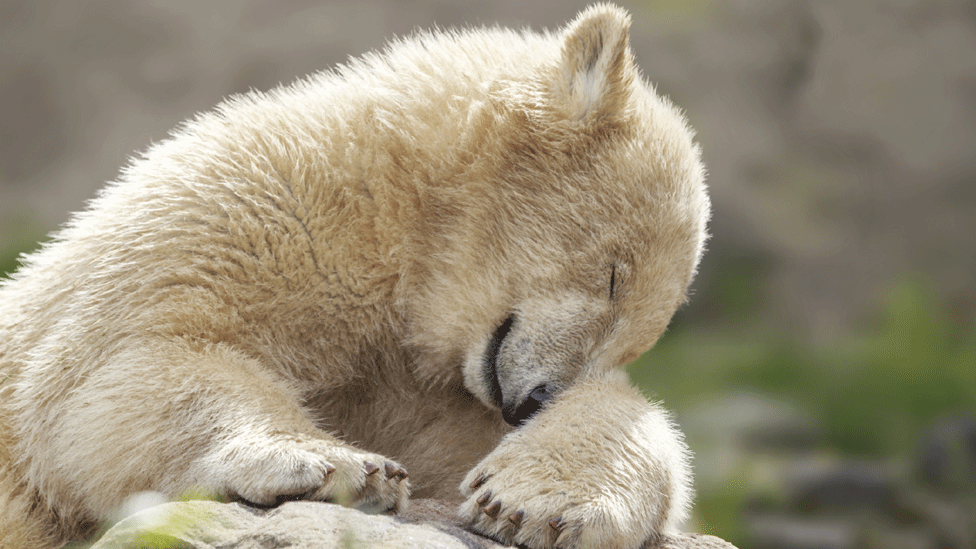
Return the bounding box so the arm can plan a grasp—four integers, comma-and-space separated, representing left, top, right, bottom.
502, 384, 553, 427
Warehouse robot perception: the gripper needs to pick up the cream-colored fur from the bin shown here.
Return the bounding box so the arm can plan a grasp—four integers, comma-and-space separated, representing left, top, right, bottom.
0, 4, 709, 548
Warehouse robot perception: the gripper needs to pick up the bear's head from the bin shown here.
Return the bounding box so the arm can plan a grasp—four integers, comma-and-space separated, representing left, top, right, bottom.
403, 4, 709, 426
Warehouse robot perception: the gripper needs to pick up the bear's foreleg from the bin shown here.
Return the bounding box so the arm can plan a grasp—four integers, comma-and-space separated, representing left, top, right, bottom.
20, 338, 409, 528
459, 369, 692, 549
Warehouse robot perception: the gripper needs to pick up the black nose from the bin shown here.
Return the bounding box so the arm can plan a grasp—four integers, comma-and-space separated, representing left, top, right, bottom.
502, 384, 553, 427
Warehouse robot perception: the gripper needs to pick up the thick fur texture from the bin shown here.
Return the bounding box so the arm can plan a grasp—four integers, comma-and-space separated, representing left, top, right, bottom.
0, 4, 709, 549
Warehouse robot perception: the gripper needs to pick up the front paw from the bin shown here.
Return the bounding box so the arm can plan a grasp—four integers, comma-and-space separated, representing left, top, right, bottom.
459, 374, 692, 549
197, 434, 410, 512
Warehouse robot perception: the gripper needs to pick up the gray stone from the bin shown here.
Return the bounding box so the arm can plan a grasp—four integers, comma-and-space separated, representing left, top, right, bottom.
680, 392, 822, 490
917, 415, 976, 493
783, 459, 901, 514
90, 499, 738, 549
745, 513, 857, 549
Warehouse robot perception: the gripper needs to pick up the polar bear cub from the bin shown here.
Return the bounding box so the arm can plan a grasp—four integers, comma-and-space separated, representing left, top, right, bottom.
0, 3, 709, 548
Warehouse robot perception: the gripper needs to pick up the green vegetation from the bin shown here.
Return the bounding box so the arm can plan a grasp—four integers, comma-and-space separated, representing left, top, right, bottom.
0, 212, 49, 277
629, 278, 975, 541
632, 278, 975, 456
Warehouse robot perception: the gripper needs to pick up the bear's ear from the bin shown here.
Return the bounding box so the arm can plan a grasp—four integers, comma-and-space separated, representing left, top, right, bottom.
551, 4, 637, 122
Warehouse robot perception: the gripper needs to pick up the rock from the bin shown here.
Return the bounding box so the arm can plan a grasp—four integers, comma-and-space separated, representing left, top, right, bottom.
783, 459, 901, 514
745, 511, 945, 549
90, 499, 739, 549
917, 415, 976, 493
654, 532, 740, 549
741, 453, 976, 549
745, 513, 857, 549
680, 392, 822, 490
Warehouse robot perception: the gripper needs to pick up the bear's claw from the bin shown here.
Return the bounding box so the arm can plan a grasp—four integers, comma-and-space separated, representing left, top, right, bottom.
508, 510, 524, 528
469, 472, 489, 489
476, 490, 492, 505
384, 462, 408, 480
483, 501, 501, 518
467, 480, 574, 547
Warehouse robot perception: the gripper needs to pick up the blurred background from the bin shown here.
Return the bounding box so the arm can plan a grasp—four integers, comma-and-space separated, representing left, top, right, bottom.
1, 0, 974, 547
